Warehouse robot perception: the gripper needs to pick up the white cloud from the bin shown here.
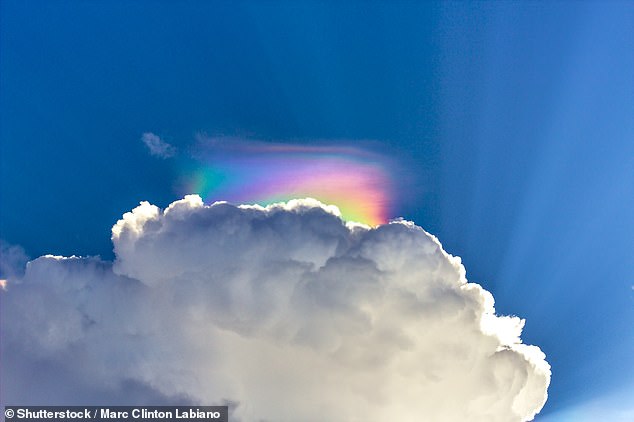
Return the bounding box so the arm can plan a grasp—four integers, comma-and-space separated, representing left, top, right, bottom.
141, 132, 176, 158
0, 197, 550, 421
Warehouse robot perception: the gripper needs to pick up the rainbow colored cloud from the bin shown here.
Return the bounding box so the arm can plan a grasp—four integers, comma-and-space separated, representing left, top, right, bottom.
179, 138, 395, 226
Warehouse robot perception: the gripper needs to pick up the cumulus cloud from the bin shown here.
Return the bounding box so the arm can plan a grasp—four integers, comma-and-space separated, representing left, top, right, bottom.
0, 197, 550, 421
141, 132, 176, 158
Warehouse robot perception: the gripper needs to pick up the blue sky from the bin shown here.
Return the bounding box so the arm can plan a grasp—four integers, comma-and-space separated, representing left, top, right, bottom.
1, 1, 633, 419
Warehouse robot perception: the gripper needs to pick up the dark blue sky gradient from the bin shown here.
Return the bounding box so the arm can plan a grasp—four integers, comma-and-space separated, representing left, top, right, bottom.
1, 1, 633, 418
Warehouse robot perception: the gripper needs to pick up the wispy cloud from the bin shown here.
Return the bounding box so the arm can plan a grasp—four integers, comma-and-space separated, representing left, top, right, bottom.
0, 240, 29, 281
182, 135, 398, 225
141, 132, 176, 158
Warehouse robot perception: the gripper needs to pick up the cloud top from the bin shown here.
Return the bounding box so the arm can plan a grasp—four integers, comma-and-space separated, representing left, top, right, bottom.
1, 196, 550, 421
141, 132, 176, 158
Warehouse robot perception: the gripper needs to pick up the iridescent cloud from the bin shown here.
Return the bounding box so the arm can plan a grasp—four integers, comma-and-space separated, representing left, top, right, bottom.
179, 138, 395, 225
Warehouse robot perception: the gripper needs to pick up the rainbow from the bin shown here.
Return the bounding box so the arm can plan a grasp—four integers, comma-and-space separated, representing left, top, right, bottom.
179, 139, 395, 226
